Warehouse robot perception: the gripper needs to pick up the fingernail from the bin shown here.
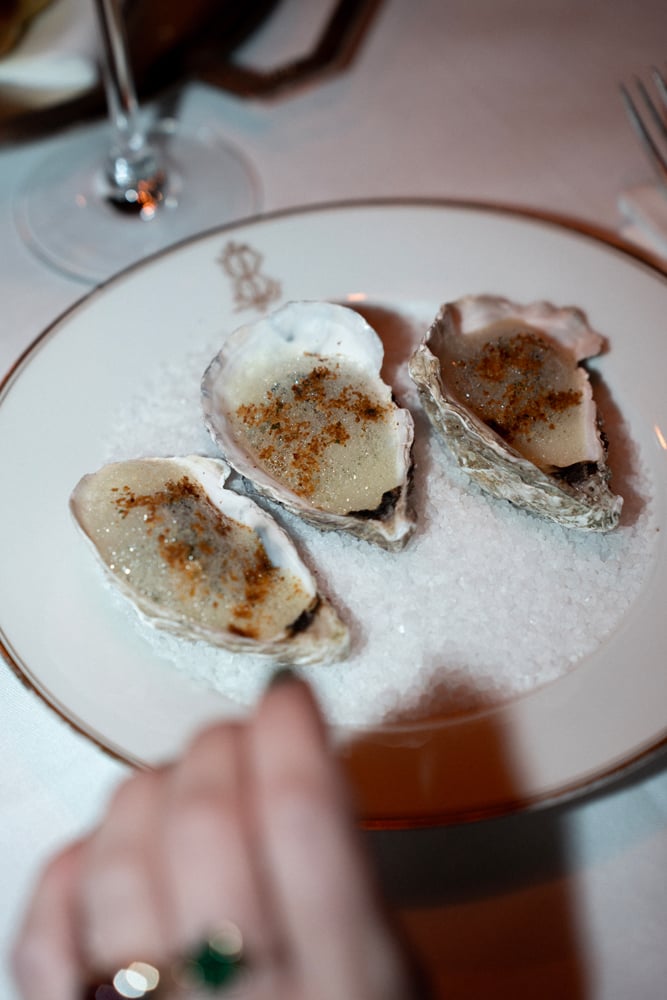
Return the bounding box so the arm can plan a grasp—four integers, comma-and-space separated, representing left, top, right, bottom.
267, 666, 299, 688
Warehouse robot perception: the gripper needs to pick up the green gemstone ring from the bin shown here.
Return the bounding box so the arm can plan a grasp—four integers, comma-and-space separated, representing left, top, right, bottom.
178, 923, 246, 992
84, 921, 246, 998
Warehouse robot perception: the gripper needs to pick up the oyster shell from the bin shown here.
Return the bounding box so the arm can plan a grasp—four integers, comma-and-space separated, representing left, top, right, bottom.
70, 455, 349, 664
408, 295, 623, 530
201, 301, 415, 549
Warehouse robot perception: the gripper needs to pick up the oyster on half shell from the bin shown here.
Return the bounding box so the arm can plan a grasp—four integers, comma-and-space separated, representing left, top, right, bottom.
408, 295, 623, 530
70, 455, 349, 664
201, 301, 416, 549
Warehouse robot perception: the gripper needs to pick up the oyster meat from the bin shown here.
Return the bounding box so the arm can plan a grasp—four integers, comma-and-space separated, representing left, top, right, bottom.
201, 301, 415, 549
70, 455, 349, 664
408, 295, 623, 530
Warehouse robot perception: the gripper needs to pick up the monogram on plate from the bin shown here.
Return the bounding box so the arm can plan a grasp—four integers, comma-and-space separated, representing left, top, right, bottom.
218, 241, 282, 313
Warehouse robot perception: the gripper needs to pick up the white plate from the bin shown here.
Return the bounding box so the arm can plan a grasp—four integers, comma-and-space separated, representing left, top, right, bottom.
1, 200, 666, 826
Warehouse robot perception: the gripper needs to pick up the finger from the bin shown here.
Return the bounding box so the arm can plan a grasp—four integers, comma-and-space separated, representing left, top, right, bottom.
158, 721, 276, 961
78, 768, 166, 973
249, 676, 404, 998
12, 842, 84, 1000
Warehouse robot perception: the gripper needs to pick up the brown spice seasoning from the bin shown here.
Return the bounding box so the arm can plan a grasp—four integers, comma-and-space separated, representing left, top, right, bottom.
451, 332, 582, 444
235, 361, 391, 498
112, 475, 285, 635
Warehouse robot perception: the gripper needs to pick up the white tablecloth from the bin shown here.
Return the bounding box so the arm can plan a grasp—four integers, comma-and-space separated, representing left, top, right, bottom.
1, 2, 666, 997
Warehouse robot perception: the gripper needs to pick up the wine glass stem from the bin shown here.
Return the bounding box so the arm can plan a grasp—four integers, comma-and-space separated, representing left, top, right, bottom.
93, 0, 164, 199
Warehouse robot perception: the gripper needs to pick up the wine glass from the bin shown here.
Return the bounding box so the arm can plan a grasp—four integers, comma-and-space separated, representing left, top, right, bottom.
14, 0, 260, 285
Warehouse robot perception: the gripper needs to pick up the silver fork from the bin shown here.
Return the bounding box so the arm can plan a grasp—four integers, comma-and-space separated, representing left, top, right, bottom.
620, 67, 667, 195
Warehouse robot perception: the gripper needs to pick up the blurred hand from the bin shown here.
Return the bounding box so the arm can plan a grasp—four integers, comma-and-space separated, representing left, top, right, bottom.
13, 674, 422, 1000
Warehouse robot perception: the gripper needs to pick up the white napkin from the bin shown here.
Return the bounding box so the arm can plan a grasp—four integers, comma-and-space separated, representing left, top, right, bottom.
618, 183, 667, 263
0, 0, 98, 104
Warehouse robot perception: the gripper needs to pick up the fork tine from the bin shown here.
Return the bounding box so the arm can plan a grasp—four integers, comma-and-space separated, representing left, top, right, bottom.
620, 82, 667, 191
651, 66, 667, 110
636, 76, 667, 143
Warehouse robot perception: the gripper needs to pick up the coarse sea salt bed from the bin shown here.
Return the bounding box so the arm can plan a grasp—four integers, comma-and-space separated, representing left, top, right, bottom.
102, 303, 657, 728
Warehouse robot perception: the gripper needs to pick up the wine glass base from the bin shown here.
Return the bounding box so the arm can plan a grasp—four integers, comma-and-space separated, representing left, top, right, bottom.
15, 120, 262, 285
